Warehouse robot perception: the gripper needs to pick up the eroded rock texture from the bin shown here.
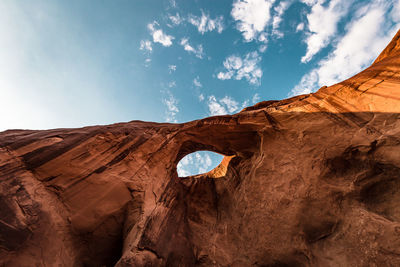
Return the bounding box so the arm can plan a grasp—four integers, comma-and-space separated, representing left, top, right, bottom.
1, 30, 400, 267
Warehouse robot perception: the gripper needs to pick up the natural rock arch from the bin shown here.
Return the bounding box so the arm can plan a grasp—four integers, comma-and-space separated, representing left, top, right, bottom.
1, 28, 400, 267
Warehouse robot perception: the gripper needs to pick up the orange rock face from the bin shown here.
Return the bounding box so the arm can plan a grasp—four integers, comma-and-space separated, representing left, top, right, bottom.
1, 30, 400, 267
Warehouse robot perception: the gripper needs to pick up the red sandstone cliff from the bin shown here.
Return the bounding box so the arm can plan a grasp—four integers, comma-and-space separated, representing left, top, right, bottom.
1, 30, 400, 267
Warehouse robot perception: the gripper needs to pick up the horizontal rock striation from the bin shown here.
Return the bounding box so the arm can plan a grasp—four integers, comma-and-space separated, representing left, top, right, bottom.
1, 30, 400, 267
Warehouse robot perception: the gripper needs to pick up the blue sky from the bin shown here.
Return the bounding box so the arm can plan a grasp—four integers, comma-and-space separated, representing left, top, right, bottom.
1, 0, 399, 175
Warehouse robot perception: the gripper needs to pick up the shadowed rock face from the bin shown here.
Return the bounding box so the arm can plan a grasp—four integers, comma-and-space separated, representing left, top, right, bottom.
1, 31, 400, 267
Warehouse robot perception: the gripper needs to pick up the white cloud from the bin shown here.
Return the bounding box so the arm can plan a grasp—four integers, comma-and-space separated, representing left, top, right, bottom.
301, 0, 352, 63
207, 95, 241, 115
144, 58, 151, 67
217, 51, 262, 85
169, 0, 177, 8
181, 154, 193, 166
188, 11, 224, 34
168, 81, 176, 88
208, 95, 228, 115
291, 1, 400, 96
392, 0, 400, 22
271, 0, 291, 38
193, 76, 202, 87
231, 0, 275, 42
197, 153, 212, 173
193, 76, 204, 102
241, 99, 250, 109
259, 44, 268, 53
168, 64, 176, 73
252, 93, 260, 104
139, 39, 152, 52
217, 71, 234, 80
180, 38, 204, 58
177, 166, 191, 177
148, 22, 174, 47
317, 5, 397, 85
296, 22, 304, 32
199, 93, 205, 101
258, 32, 268, 44
163, 90, 179, 122
169, 13, 183, 26
224, 55, 243, 69
220, 96, 239, 112
290, 69, 318, 95
301, 0, 320, 5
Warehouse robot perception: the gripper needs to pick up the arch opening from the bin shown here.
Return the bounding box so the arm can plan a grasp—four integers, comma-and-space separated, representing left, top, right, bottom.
177, 151, 225, 177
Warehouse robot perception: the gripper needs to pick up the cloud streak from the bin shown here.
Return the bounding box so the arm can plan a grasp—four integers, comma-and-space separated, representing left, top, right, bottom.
168, 64, 176, 73
139, 39, 152, 52
168, 13, 183, 26
300, 0, 352, 63
217, 51, 262, 85
271, 0, 291, 38
291, 1, 400, 96
148, 21, 174, 47
163, 90, 179, 122
207, 95, 242, 116
180, 38, 204, 58
188, 11, 224, 34
231, 0, 275, 42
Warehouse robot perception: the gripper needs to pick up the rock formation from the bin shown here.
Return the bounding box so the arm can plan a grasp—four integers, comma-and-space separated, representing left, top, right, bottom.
1, 30, 400, 267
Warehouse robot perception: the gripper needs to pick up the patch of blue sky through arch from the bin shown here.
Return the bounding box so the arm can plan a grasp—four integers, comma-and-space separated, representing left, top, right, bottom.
177, 151, 224, 177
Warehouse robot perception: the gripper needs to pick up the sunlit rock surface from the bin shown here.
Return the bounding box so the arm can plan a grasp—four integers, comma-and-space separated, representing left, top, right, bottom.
1, 30, 400, 267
